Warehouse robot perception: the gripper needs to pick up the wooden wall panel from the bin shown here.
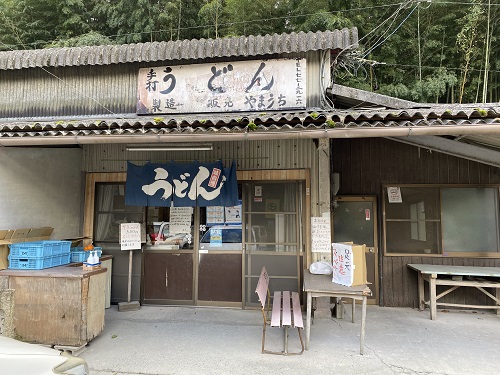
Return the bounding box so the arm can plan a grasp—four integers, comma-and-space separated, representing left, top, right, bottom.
332, 138, 500, 308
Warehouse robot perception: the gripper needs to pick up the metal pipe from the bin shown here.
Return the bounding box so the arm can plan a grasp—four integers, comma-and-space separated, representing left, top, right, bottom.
1, 125, 500, 146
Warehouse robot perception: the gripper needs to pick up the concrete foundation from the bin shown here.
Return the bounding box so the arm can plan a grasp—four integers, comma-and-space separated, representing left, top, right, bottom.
118, 301, 141, 312
0, 289, 15, 338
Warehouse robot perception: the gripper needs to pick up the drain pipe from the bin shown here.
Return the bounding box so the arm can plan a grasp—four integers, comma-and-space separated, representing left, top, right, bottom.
1, 124, 500, 146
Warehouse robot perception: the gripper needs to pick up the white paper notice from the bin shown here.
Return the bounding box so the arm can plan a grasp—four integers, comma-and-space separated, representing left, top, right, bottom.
332, 243, 354, 286
311, 217, 331, 253
169, 207, 192, 234
120, 223, 142, 250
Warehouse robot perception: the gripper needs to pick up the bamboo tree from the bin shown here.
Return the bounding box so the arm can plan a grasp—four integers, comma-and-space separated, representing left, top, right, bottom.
482, 0, 491, 102
456, 1, 482, 103
198, 0, 226, 39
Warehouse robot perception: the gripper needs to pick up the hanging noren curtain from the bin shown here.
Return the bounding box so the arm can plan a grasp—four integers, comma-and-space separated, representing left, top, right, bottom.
125, 160, 238, 208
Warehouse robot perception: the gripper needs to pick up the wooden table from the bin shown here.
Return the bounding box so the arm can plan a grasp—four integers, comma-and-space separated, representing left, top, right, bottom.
407, 264, 500, 320
0, 264, 107, 348
303, 270, 372, 355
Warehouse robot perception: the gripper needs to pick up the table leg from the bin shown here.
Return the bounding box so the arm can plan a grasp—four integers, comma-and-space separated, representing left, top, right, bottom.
430, 275, 437, 320
360, 296, 367, 355
418, 272, 424, 311
306, 291, 312, 350
496, 287, 500, 316
351, 298, 355, 323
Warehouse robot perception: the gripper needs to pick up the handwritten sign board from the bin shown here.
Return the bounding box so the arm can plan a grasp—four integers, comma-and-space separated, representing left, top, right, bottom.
137, 58, 306, 114
169, 207, 192, 234
120, 223, 142, 251
332, 243, 368, 287
311, 217, 331, 253
332, 243, 353, 286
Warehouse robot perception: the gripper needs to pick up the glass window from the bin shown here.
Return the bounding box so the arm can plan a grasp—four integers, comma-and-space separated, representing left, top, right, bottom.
94, 183, 144, 242
146, 206, 194, 250
442, 188, 500, 253
384, 185, 500, 256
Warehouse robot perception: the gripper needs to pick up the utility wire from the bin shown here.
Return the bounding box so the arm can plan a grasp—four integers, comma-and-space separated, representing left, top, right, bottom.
362, 3, 419, 59
1, 1, 498, 49
1, 2, 407, 49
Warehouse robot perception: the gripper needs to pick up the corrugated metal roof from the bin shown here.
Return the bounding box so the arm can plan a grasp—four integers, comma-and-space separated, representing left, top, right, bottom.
0, 104, 498, 141
0, 28, 358, 71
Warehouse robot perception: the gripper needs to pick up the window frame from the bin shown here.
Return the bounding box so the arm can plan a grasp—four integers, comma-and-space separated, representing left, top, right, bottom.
382, 184, 500, 258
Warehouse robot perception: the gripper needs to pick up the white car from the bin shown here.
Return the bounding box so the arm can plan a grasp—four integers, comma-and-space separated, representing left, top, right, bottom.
150, 222, 190, 248
0, 336, 89, 375
200, 225, 243, 250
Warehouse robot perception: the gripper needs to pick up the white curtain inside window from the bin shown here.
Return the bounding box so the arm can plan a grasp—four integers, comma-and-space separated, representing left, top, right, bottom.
283, 183, 297, 252
96, 185, 115, 241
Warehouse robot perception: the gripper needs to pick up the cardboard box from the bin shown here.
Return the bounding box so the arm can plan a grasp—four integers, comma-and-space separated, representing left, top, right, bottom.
63, 236, 91, 248
0, 227, 54, 270
332, 242, 368, 287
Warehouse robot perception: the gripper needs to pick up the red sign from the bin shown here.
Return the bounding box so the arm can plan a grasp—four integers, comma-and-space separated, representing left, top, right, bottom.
208, 168, 221, 188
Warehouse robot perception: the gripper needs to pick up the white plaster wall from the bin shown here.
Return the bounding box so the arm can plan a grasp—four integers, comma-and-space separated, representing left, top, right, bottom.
0, 147, 83, 240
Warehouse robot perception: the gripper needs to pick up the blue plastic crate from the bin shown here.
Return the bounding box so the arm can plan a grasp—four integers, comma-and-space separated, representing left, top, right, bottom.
9, 240, 72, 258
52, 253, 71, 266
51, 241, 71, 255
8, 255, 55, 270
70, 247, 102, 263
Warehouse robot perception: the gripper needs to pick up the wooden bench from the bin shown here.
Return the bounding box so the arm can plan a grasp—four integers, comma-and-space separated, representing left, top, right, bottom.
255, 266, 304, 355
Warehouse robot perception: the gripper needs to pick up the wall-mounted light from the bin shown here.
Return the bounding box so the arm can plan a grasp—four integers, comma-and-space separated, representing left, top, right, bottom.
126, 144, 213, 152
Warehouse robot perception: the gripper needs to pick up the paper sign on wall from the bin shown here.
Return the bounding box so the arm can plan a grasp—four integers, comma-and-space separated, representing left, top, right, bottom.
387, 187, 403, 203
209, 228, 222, 247
225, 203, 242, 224
206, 206, 225, 225
311, 216, 331, 253
169, 207, 192, 234
120, 223, 142, 250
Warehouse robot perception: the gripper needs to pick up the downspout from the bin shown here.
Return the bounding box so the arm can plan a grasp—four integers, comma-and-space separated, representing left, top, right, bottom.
2, 124, 500, 146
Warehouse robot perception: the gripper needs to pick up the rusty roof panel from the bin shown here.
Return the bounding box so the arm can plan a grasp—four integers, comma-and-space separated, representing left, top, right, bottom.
0, 29, 358, 70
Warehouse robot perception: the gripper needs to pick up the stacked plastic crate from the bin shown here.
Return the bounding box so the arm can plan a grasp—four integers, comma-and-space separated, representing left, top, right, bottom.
8, 240, 71, 270
70, 247, 102, 263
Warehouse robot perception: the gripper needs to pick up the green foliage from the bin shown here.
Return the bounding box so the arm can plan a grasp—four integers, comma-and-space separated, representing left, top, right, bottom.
287, 0, 352, 32
0, 0, 497, 102
198, 0, 227, 39
48, 31, 113, 48
224, 0, 287, 36
326, 119, 336, 128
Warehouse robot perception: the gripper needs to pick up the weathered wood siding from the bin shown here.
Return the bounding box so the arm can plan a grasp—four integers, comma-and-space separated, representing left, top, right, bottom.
331, 138, 500, 307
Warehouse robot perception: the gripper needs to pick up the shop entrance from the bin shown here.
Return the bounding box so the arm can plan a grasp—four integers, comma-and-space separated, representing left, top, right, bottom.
142, 181, 305, 307
242, 181, 305, 307
88, 170, 308, 308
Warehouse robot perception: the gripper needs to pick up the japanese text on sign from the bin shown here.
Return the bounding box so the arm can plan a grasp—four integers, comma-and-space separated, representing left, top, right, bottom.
120, 223, 142, 250
332, 243, 354, 286
311, 216, 331, 253
387, 186, 403, 203
137, 58, 306, 114
169, 207, 193, 234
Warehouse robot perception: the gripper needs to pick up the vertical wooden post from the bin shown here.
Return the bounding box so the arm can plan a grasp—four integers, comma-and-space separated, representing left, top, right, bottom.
430, 274, 437, 320
127, 249, 133, 303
